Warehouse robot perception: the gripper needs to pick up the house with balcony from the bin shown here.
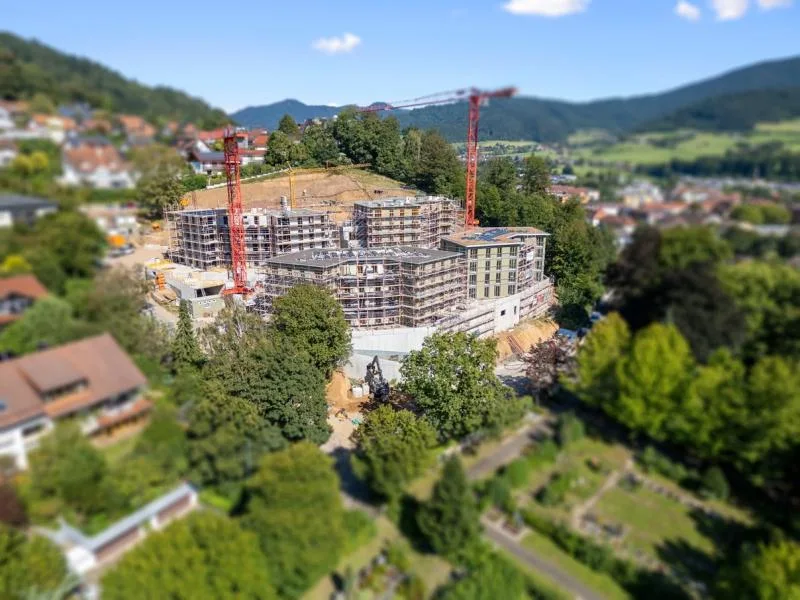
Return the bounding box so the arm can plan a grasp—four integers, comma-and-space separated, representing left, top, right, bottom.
0, 333, 150, 469
0, 274, 48, 328
59, 138, 136, 189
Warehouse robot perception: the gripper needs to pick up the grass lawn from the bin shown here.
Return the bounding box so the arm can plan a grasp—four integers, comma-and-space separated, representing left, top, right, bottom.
303, 516, 452, 600
594, 486, 717, 560
520, 531, 632, 600
99, 434, 139, 466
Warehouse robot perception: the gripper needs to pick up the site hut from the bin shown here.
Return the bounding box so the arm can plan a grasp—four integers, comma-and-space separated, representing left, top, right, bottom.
351, 196, 464, 249
254, 246, 466, 329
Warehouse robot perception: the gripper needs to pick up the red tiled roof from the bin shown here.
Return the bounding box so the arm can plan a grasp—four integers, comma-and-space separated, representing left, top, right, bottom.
63, 144, 130, 174
0, 333, 147, 428
0, 275, 48, 301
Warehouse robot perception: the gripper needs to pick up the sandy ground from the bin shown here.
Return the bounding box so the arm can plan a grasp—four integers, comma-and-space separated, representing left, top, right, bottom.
190, 169, 411, 223
322, 371, 371, 453
495, 318, 558, 361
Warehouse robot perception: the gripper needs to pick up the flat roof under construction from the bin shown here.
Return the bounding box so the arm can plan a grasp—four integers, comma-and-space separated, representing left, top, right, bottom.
443, 227, 548, 246
265, 246, 461, 268
167, 207, 328, 217
354, 196, 456, 209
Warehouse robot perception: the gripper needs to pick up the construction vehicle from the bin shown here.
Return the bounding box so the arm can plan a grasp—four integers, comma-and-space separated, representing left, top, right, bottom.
365, 356, 390, 403
358, 87, 517, 228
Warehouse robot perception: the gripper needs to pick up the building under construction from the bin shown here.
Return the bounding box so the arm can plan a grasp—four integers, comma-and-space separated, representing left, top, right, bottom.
352, 196, 464, 249
166, 206, 338, 269
255, 247, 466, 329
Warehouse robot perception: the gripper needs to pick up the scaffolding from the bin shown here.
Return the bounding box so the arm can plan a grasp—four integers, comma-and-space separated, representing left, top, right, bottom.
352, 197, 464, 249
255, 247, 467, 329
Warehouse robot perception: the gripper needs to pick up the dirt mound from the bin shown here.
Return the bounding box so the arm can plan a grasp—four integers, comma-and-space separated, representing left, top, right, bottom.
191, 169, 411, 222
495, 318, 558, 361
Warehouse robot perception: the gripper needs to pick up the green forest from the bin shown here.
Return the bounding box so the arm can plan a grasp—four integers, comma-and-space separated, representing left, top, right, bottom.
0, 32, 229, 128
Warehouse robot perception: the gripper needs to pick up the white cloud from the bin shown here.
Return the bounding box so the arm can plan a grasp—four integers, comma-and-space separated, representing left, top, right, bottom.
502, 0, 589, 17
757, 0, 793, 8
675, 0, 702, 20
311, 33, 362, 55
710, 0, 749, 20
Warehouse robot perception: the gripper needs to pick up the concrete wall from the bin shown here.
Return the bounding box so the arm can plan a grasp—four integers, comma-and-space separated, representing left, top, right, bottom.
351, 326, 437, 355
492, 295, 521, 333
345, 352, 403, 383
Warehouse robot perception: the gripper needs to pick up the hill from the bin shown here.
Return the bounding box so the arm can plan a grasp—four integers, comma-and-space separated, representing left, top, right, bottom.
638, 87, 800, 132
0, 32, 228, 128
230, 55, 800, 142
232, 99, 341, 129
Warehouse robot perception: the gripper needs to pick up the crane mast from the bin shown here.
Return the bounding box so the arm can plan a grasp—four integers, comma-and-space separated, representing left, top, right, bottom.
222, 129, 249, 295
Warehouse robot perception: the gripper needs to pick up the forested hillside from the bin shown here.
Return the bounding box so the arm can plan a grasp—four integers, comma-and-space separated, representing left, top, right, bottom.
232, 55, 800, 141
641, 87, 800, 132
0, 32, 228, 127
232, 99, 340, 130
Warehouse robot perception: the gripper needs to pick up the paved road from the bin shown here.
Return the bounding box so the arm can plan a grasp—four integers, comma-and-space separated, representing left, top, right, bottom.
483, 521, 603, 600
466, 416, 550, 481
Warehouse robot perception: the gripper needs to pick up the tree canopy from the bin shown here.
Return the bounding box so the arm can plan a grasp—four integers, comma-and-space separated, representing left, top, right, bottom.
102, 512, 275, 600
0, 526, 67, 600
241, 442, 346, 599
401, 332, 524, 441
352, 405, 436, 501
716, 539, 800, 600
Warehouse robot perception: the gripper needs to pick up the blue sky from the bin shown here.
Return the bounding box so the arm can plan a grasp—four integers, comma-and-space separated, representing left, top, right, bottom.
5, 0, 799, 112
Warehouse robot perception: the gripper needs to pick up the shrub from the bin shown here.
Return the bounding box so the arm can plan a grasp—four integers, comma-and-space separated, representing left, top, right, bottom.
537, 472, 574, 507
526, 438, 560, 469
556, 412, 585, 448
487, 475, 514, 513
701, 466, 729, 501
504, 458, 532, 488
386, 540, 411, 572
397, 574, 426, 600
342, 510, 377, 555
638, 446, 689, 483
0, 484, 27, 527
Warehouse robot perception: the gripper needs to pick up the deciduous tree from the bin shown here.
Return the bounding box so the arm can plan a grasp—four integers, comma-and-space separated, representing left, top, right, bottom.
102, 512, 275, 600
0, 526, 67, 599
716, 539, 800, 600
242, 442, 345, 599
352, 406, 436, 501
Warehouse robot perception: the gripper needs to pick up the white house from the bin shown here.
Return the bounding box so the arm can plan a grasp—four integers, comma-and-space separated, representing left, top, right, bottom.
59, 140, 136, 189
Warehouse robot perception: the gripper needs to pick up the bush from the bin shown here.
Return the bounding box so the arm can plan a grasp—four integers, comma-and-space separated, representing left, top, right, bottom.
525, 438, 560, 470
342, 510, 377, 555
486, 475, 514, 514
537, 472, 574, 507
504, 458, 532, 488
0, 484, 27, 527
556, 412, 585, 448
638, 446, 690, 483
701, 466, 729, 501
397, 574, 426, 600
386, 540, 411, 572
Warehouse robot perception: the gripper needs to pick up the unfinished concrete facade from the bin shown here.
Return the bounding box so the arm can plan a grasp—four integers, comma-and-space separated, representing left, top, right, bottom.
352, 196, 464, 249
166, 207, 338, 269
255, 247, 466, 328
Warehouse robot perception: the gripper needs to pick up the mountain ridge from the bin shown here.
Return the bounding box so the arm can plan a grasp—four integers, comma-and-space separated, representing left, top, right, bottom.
231, 55, 800, 142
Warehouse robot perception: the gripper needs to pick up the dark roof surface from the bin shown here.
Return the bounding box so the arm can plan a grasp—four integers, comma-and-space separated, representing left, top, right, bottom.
0, 195, 57, 211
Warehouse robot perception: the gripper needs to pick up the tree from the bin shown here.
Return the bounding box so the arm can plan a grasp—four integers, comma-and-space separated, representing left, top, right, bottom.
278, 114, 300, 139
701, 466, 730, 501
302, 123, 341, 166
187, 385, 285, 490
525, 336, 575, 401
0, 296, 94, 356
28, 424, 111, 517
0, 526, 67, 599
659, 226, 732, 271
242, 442, 345, 599
415, 129, 463, 196
352, 406, 436, 501
483, 157, 517, 193
716, 539, 800, 600
0, 255, 32, 276
135, 166, 183, 219
401, 332, 524, 441
571, 312, 631, 410
521, 155, 550, 196
614, 323, 695, 440
437, 552, 525, 600
270, 283, 351, 376
265, 130, 292, 167
172, 300, 203, 372
102, 512, 275, 600
417, 457, 480, 560
134, 406, 188, 482
29, 92, 55, 114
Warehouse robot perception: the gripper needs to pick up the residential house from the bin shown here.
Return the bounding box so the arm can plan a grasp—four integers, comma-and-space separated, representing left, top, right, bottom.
59, 138, 136, 189
618, 181, 664, 208
550, 185, 600, 204
240, 148, 264, 166
0, 101, 28, 131
629, 202, 686, 225
0, 333, 151, 469
117, 115, 156, 141
186, 148, 226, 175
0, 194, 57, 227
80, 204, 139, 241
249, 130, 269, 151
0, 275, 48, 328
0, 106, 13, 131
0, 141, 17, 167
80, 118, 113, 135
28, 114, 77, 144
197, 128, 226, 146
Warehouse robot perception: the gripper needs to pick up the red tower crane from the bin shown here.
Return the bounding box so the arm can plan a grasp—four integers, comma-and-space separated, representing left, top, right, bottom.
359, 87, 517, 228
222, 129, 250, 295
